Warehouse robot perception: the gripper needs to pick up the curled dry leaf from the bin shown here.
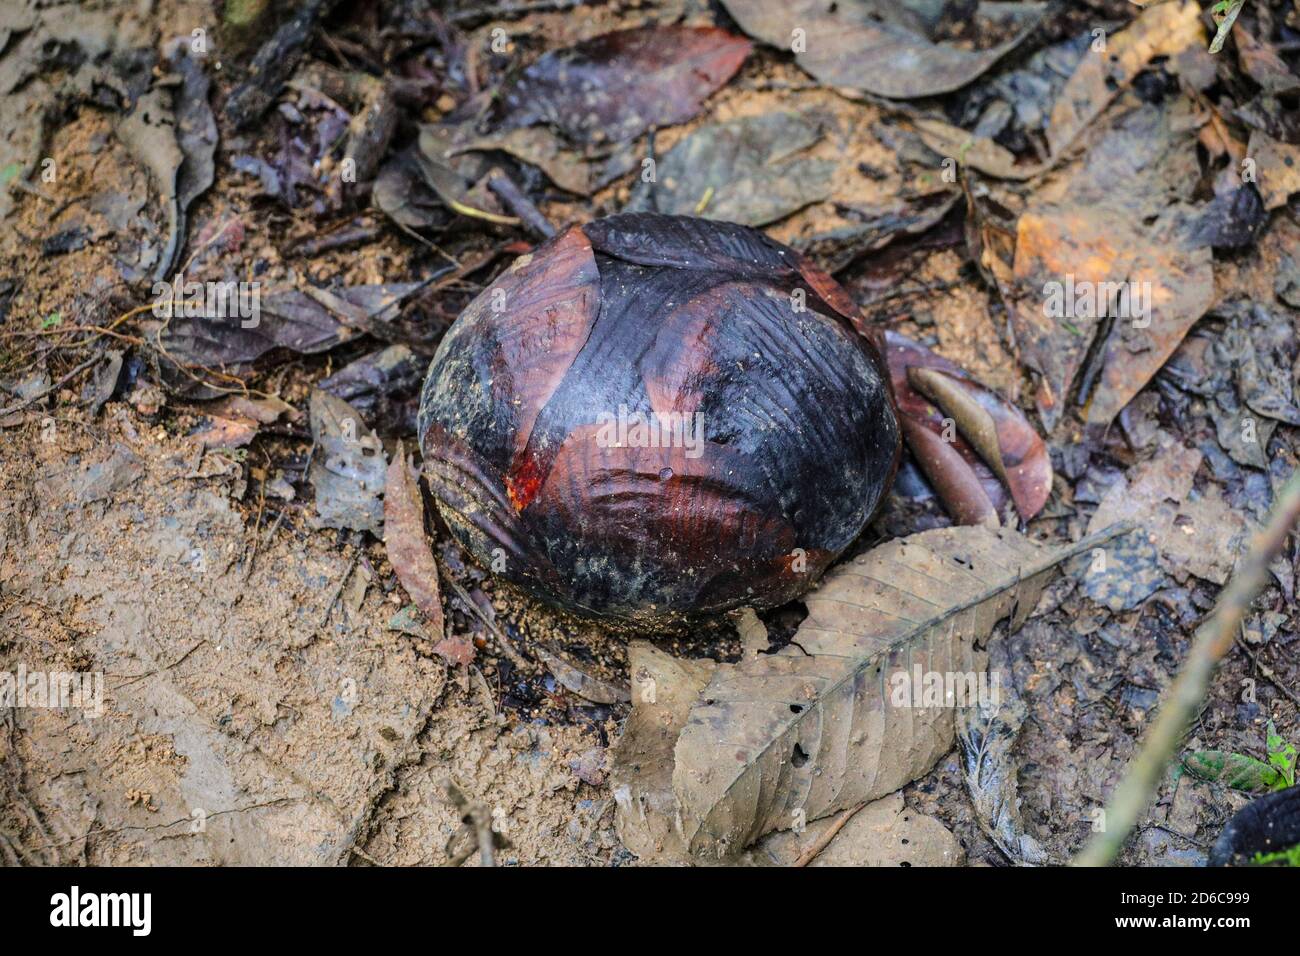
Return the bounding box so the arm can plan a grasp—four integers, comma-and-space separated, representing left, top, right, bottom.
884, 331, 1052, 525
384, 442, 448, 647
721, 0, 1044, 99
612, 523, 1124, 862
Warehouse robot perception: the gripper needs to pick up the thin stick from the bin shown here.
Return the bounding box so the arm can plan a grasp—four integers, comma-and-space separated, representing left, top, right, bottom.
793, 801, 868, 867
1074, 469, 1300, 866
488, 171, 556, 240
0, 354, 100, 417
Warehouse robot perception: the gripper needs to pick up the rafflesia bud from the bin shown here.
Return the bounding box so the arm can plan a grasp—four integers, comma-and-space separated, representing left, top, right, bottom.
418, 214, 900, 629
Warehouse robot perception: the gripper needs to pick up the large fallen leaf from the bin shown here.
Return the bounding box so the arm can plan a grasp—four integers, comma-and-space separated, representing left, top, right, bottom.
610, 642, 716, 863
720, 0, 1044, 99
998, 99, 1215, 431
496, 26, 750, 147
614, 523, 1122, 860
384, 443, 468, 665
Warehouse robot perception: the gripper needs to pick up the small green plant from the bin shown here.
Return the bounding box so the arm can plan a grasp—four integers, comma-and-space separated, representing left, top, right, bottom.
1265, 719, 1297, 787
1252, 842, 1300, 867
40, 311, 61, 330
1182, 720, 1297, 793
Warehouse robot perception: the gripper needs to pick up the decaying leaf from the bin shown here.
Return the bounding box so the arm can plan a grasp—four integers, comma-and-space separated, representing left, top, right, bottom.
309, 389, 386, 534
495, 26, 751, 147
610, 642, 716, 863
1247, 130, 1300, 211
957, 666, 1048, 864
625, 111, 834, 226
454, 126, 596, 196
614, 523, 1123, 861
721, 0, 1044, 99
1085, 440, 1251, 586
997, 100, 1215, 431
384, 442, 452, 659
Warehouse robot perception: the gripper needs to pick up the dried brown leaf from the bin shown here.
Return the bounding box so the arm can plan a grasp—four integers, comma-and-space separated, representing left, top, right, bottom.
612, 524, 1121, 861
384, 441, 458, 661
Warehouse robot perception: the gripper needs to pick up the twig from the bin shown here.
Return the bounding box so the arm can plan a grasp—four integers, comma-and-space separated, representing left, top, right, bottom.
0, 353, 100, 417
1074, 469, 1300, 866
785, 801, 868, 868
487, 171, 556, 239
793, 800, 868, 867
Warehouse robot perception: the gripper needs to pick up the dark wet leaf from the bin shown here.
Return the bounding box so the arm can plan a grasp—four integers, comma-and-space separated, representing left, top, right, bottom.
373, 146, 452, 231
319, 344, 423, 434
1208, 786, 1300, 866
496, 25, 750, 146
1045, 2, 1202, 156
157, 283, 422, 371
625, 111, 834, 226
455, 126, 596, 196
720, 0, 1044, 99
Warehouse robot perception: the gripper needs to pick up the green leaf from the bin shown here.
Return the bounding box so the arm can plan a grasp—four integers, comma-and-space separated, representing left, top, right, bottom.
40, 311, 62, 330
1266, 720, 1297, 788
1182, 751, 1282, 792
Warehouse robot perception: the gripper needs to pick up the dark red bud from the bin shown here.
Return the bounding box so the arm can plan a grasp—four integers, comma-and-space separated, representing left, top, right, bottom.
418, 214, 900, 629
